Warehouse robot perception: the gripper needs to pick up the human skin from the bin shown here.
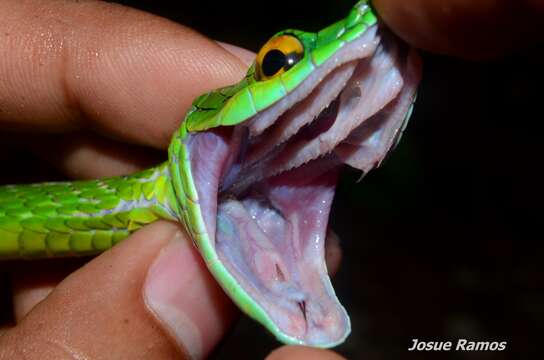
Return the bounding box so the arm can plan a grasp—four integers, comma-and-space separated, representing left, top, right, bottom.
0, 0, 541, 359
373, 0, 543, 59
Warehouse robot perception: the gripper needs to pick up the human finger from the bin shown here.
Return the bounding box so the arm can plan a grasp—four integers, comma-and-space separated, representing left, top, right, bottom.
0, 222, 236, 359
0, 0, 249, 148
373, 0, 543, 59
266, 345, 346, 360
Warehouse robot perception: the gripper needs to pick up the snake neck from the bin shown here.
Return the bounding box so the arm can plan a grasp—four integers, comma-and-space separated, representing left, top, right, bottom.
0, 162, 178, 258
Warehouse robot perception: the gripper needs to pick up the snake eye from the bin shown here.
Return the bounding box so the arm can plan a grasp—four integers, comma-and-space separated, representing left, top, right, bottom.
255, 35, 304, 81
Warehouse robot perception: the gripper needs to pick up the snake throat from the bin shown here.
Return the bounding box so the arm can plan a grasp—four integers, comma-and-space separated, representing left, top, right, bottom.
181, 27, 421, 346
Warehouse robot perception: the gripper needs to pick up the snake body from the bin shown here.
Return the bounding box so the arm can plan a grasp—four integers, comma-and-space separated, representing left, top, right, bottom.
0, 163, 175, 257
0, 2, 421, 347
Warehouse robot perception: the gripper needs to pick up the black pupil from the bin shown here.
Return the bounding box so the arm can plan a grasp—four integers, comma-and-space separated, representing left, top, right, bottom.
262, 49, 287, 77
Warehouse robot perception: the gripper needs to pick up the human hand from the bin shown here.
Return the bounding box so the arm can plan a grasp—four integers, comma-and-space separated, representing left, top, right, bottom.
0, 0, 245, 358
374, 0, 543, 59
3, 0, 538, 359
0, 1, 345, 359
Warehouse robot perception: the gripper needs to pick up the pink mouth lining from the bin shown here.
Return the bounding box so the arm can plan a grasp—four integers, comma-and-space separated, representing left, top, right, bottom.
183, 28, 421, 345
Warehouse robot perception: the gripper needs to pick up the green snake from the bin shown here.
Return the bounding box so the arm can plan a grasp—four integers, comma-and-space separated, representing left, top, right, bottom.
0, 1, 421, 348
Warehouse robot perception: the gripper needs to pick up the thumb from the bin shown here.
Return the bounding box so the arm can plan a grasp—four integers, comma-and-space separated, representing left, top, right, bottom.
0, 222, 236, 360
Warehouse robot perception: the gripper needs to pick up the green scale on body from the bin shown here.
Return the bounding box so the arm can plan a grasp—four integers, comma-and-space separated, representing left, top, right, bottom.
0, 163, 177, 257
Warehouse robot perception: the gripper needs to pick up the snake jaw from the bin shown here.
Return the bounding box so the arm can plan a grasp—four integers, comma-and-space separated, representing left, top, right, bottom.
178, 26, 421, 346
185, 129, 347, 345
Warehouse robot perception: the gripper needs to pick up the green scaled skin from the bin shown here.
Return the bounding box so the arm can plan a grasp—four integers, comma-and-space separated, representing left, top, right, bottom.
183, 2, 376, 132
0, 163, 178, 258
0, 1, 379, 347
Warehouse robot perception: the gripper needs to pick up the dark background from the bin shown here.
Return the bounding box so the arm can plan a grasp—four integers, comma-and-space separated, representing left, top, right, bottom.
1, 0, 542, 359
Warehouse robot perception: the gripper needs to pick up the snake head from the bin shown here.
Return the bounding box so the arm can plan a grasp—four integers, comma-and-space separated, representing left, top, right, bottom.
168, 1, 421, 347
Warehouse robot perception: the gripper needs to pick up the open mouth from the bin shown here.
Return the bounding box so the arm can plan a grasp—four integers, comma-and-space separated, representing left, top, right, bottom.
182, 25, 421, 346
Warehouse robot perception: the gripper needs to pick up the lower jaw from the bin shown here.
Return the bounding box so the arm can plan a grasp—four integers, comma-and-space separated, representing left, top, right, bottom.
204, 123, 350, 343
180, 28, 420, 345
184, 52, 382, 344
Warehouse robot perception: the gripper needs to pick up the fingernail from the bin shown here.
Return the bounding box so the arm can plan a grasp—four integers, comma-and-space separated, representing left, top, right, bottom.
143, 232, 203, 360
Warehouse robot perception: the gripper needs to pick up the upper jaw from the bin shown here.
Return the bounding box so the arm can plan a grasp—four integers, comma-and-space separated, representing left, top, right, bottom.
184, 25, 421, 346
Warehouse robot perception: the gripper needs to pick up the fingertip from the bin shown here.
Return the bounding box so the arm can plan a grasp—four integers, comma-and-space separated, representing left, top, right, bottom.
266, 346, 346, 360
373, 0, 541, 59
3, 222, 225, 359
217, 41, 256, 66
143, 231, 236, 359
0, 1, 251, 147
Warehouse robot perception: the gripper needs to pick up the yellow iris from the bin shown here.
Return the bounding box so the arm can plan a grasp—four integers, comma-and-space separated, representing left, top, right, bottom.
255, 35, 304, 81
